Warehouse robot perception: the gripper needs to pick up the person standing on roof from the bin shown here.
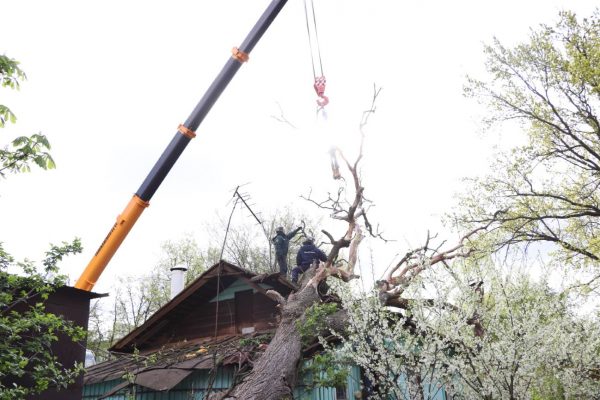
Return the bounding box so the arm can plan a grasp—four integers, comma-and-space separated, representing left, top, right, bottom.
292, 238, 327, 284
272, 226, 302, 276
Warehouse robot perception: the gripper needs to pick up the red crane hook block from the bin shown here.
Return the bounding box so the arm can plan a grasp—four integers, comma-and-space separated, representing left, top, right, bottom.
314, 76, 329, 107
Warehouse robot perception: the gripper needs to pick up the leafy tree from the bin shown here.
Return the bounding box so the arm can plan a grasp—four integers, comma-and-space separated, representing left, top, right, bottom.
0, 54, 24, 126
325, 12, 600, 398
86, 299, 113, 363
0, 240, 86, 399
87, 237, 211, 359
460, 10, 600, 286
158, 236, 212, 283
82, 10, 600, 397
332, 262, 600, 400
0, 54, 54, 177
206, 207, 323, 275
0, 55, 86, 399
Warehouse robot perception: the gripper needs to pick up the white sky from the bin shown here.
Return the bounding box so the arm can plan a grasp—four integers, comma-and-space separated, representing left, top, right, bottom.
1, 0, 598, 294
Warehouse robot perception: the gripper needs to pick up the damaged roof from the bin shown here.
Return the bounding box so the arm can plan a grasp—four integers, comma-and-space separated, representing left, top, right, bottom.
85, 333, 272, 396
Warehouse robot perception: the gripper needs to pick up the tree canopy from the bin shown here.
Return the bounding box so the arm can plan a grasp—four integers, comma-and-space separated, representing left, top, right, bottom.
0, 54, 54, 177
461, 10, 600, 282
0, 55, 83, 399
0, 241, 85, 399
324, 9, 600, 399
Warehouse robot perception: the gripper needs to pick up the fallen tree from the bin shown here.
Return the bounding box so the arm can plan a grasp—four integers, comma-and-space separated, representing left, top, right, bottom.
222, 88, 485, 400
225, 9, 600, 397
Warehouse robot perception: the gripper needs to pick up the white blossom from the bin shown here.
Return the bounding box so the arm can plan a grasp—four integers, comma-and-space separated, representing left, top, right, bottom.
332, 265, 600, 399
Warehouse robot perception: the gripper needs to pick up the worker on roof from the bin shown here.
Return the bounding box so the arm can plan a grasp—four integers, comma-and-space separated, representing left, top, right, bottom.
272, 226, 302, 277
292, 238, 327, 284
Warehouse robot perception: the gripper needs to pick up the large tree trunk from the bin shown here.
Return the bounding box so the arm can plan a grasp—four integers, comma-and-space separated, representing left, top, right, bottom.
225, 89, 377, 398
226, 272, 322, 400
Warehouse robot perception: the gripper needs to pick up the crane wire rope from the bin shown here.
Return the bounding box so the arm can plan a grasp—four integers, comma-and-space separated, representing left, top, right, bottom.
303, 0, 323, 79
303, 0, 340, 180
303, 0, 328, 108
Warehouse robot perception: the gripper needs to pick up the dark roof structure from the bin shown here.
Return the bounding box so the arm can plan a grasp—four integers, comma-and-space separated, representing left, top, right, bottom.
84, 260, 295, 394
84, 333, 272, 395
110, 260, 294, 353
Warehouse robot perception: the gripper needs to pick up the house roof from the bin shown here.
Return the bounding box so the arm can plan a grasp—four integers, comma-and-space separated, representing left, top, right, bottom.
53, 285, 108, 300
85, 333, 272, 395
109, 260, 295, 353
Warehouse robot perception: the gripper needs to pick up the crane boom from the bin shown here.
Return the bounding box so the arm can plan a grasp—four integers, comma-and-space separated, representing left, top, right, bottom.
75, 0, 288, 291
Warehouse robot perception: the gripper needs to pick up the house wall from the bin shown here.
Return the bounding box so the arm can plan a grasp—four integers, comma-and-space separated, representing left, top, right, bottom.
83, 369, 234, 400
83, 366, 362, 400
140, 286, 279, 350
15, 287, 98, 400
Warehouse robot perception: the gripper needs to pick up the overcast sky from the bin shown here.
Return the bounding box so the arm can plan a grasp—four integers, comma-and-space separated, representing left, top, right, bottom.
1, 0, 598, 294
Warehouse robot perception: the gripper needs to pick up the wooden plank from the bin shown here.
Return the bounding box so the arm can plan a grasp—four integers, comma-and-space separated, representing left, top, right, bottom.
236, 275, 271, 297
235, 290, 254, 333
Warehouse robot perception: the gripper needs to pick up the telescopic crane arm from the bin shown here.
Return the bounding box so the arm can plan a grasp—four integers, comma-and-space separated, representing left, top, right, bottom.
75, 0, 288, 291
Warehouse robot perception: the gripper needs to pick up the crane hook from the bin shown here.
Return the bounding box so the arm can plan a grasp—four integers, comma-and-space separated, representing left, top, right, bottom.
314, 76, 329, 107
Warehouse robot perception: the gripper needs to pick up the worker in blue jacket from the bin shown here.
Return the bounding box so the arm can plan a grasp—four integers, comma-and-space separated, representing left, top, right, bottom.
272, 226, 302, 276
292, 238, 327, 284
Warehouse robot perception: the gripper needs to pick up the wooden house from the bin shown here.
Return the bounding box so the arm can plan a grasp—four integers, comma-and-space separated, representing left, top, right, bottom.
82, 261, 363, 399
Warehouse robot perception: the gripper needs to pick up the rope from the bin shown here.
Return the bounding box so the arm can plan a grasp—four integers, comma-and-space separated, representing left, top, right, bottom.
205, 191, 242, 398
303, 0, 317, 79
309, 0, 324, 77
213, 195, 239, 339
303, 0, 328, 108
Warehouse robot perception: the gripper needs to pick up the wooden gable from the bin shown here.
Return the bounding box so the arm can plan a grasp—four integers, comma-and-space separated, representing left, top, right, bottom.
110, 260, 295, 353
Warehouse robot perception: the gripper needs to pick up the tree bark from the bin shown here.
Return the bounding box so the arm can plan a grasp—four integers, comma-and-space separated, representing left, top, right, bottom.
226, 270, 322, 400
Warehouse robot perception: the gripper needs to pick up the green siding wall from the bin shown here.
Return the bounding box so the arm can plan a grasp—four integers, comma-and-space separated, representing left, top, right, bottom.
83, 366, 361, 400
83, 369, 233, 400
83, 365, 449, 400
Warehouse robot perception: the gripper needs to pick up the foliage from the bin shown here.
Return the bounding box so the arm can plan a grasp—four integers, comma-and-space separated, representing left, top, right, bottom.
158, 236, 212, 283
207, 207, 323, 275
238, 333, 272, 348
297, 302, 338, 344
0, 134, 55, 177
0, 240, 86, 399
0, 54, 54, 178
0, 54, 79, 398
87, 237, 210, 358
299, 352, 349, 391
461, 10, 600, 284
0, 54, 25, 127
333, 263, 600, 400
86, 299, 113, 362
322, 10, 600, 399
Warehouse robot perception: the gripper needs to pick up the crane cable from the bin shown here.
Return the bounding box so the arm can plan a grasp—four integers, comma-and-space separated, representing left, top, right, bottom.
304, 0, 340, 179
303, 0, 328, 108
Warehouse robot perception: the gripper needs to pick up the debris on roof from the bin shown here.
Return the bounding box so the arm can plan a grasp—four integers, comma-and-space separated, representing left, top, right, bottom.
85, 333, 273, 393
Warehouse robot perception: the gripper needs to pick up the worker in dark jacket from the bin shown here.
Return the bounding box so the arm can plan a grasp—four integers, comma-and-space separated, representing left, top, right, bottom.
272, 226, 302, 276
292, 238, 327, 283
